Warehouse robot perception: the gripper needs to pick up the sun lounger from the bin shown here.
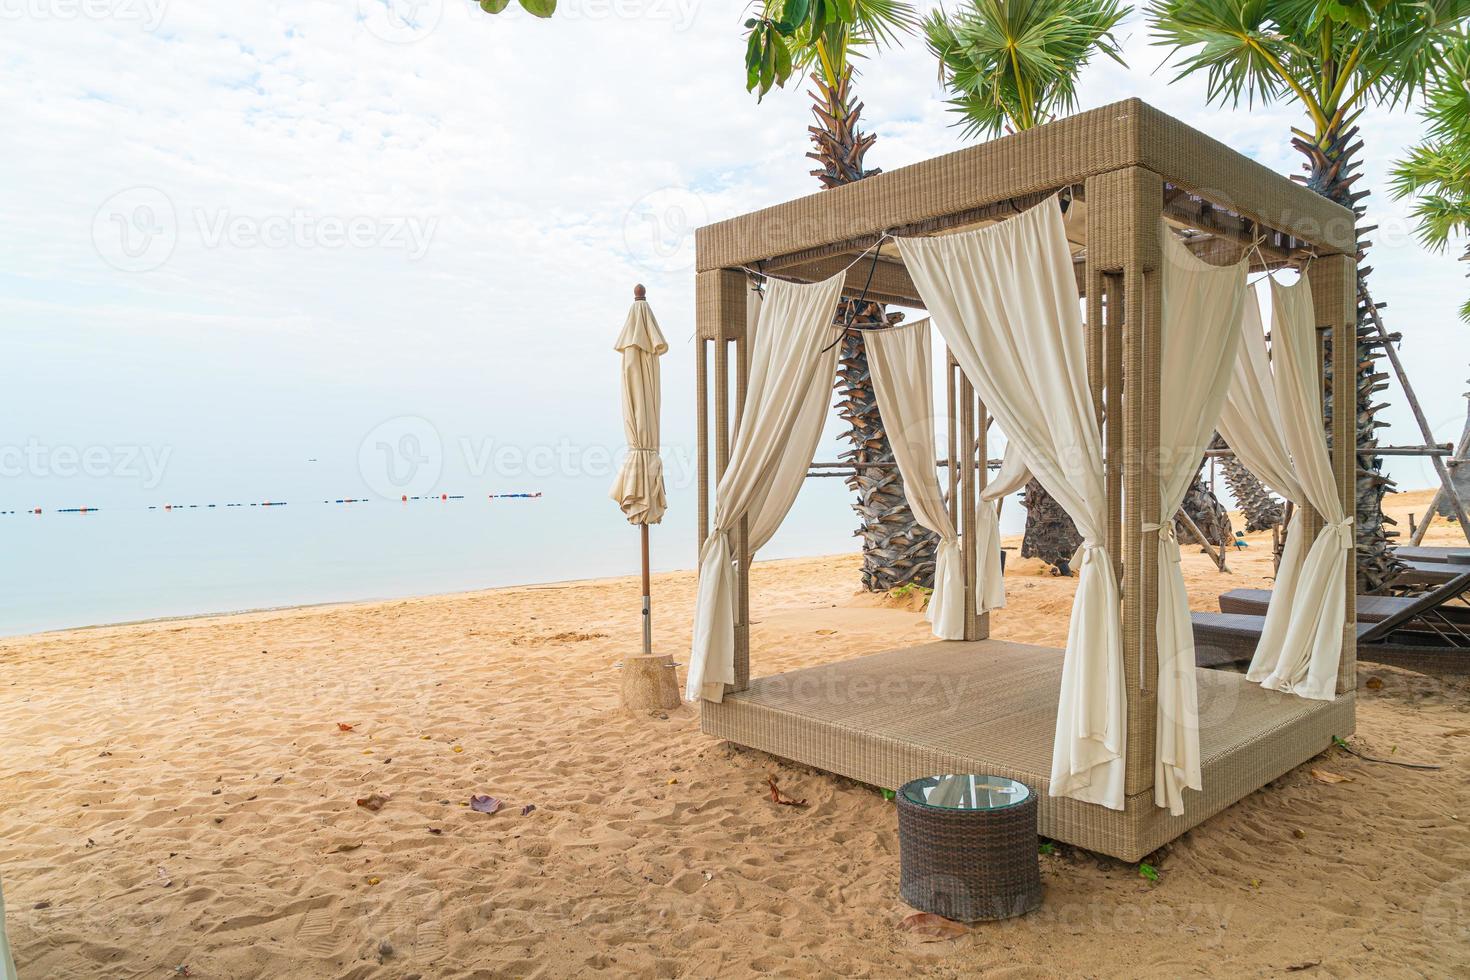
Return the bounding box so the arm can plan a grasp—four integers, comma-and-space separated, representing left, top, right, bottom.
1394, 546, 1470, 565
1395, 560, 1465, 588
1195, 569, 1470, 677
1217, 587, 1470, 626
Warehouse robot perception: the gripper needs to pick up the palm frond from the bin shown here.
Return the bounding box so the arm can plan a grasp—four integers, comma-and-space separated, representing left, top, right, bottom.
1407, 194, 1470, 250
926, 0, 1130, 138
762, 0, 919, 78
1391, 30, 1470, 252
1145, 0, 1303, 109
1147, 0, 1470, 134
850, 0, 920, 48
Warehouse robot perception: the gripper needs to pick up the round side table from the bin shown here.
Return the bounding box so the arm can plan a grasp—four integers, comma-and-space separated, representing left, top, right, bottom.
896, 774, 1042, 922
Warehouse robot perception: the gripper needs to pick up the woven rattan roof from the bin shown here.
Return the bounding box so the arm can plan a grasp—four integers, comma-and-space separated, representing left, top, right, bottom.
695, 99, 1356, 285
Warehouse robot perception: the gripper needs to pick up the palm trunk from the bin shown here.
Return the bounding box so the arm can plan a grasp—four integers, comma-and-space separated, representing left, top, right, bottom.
810, 69, 939, 590
1293, 124, 1404, 592
1177, 474, 1234, 549
1211, 432, 1284, 532
1020, 478, 1083, 574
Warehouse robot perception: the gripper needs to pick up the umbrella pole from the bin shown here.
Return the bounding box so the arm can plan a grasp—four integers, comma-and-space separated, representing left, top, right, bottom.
640, 522, 652, 656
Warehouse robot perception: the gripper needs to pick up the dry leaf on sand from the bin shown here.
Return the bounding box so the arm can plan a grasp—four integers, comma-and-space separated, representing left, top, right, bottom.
767, 776, 808, 807
1310, 769, 1353, 785
356, 793, 391, 811
899, 912, 969, 942
337, 723, 355, 732
469, 795, 503, 815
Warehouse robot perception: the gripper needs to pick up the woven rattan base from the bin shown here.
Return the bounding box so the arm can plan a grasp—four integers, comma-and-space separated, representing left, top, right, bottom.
896, 778, 1043, 921
703, 640, 1354, 862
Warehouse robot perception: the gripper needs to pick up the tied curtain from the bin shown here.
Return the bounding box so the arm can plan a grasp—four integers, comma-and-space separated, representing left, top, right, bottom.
1219, 276, 1349, 701
987, 443, 1033, 500
686, 273, 844, 702
0, 878, 13, 980
1153, 228, 1247, 815
981, 442, 1031, 568
897, 199, 1126, 810
866, 319, 1004, 641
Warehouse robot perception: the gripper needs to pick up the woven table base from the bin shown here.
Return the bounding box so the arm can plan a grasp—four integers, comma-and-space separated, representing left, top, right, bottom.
896, 778, 1043, 922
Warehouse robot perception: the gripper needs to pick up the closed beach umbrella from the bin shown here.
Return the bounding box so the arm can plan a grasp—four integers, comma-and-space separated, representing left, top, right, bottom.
609, 283, 668, 655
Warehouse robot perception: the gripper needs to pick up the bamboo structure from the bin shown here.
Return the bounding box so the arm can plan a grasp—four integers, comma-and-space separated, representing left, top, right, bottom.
691, 100, 1359, 861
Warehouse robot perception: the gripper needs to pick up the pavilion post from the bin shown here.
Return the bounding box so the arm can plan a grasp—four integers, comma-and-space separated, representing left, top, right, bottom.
1311, 254, 1360, 696
695, 268, 751, 693
1085, 226, 1123, 575
696, 338, 709, 550
734, 293, 751, 695
1104, 273, 1124, 572
974, 394, 991, 641
1087, 166, 1164, 802
946, 351, 960, 537
958, 370, 983, 641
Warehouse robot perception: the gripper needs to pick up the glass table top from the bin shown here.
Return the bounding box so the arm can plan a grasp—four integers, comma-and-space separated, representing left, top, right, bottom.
900, 774, 1031, 812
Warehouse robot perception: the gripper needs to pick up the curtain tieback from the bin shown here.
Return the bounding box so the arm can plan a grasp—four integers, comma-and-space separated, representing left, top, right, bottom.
1073, 540, 1106, 567
1331, 516, 1355, 548
1140, 521, 1182, 564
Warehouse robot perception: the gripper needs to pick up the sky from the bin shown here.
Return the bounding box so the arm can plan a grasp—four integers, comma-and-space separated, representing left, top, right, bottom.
2, 1, 1467, 570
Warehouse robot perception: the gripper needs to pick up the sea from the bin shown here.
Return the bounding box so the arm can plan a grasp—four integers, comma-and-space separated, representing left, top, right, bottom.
0, 474, 1032, 638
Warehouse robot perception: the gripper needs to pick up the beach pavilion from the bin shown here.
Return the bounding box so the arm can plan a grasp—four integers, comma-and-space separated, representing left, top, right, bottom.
685, 99, 1360, 862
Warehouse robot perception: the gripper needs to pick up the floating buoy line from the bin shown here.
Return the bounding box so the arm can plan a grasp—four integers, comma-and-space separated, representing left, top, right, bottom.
6, 492, 543, 515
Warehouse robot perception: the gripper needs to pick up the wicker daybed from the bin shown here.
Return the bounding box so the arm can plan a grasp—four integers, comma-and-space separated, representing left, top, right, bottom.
690, 99, 1360, 862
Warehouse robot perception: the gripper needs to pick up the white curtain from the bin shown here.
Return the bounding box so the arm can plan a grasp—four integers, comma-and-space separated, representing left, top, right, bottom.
867, 318, 1002, 639
686, 273, 843, 702
1152, 228, 1247, 815
1220, 276, 1349, 701
0, 878, 14, 980
897, 198, 1126, 810
987, 442, 1033, 499
1218, 289, 1308, 674
976, 445, 1042, 608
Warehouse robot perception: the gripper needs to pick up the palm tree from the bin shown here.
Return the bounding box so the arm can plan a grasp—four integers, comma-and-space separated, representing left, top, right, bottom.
747, 1, 945, 591
924, 0, 1129, 136
924, 0, 1144, 572
1148, 0, 1470, 591
1391, 32, 1470, 323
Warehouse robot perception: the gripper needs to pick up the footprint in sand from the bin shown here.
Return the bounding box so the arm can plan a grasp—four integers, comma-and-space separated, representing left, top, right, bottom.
293, 904, 341, 958
367, 887, 449, 964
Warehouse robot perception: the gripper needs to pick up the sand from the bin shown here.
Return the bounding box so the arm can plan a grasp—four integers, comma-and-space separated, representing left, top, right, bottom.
2, 489, 1468, 978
